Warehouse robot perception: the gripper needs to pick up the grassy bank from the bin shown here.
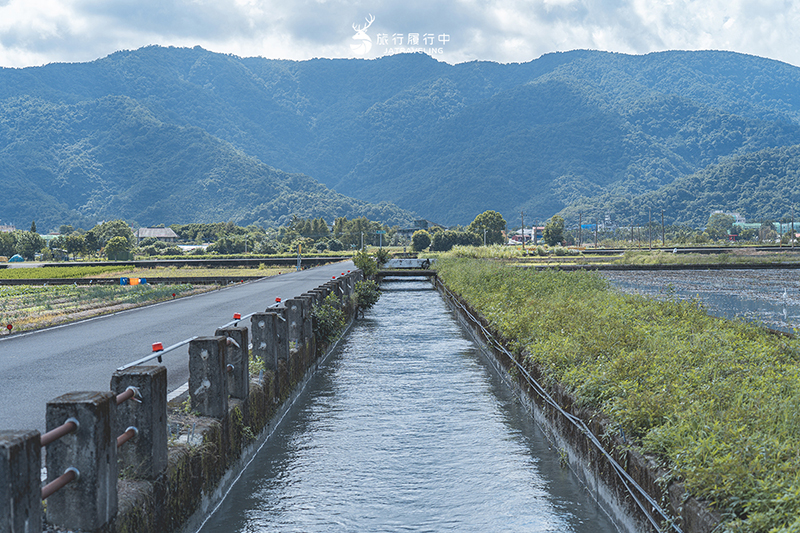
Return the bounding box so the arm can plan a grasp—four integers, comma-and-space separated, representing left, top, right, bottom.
435, 257, 800, 532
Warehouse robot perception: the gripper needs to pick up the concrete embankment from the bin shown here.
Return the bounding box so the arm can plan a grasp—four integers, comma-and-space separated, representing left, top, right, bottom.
434, 276, 719, 533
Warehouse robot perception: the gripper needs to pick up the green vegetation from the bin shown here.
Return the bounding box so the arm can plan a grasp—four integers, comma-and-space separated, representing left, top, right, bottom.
352, 250, 378, 278
352, 279, 381, 314
467, 210, 507, 245
436, 258, 800, 531
0, 266, 128, 279
311, 293, 346, 346
543, 215, 565, 246
0, 283, 202, 333
411, 230, 431, 252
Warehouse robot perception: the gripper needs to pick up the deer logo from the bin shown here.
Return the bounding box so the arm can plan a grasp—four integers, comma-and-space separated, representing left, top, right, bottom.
350, 14, 375, 55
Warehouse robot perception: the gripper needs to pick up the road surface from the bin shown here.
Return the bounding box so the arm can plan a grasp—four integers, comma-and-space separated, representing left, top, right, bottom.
0, 261, 355, 433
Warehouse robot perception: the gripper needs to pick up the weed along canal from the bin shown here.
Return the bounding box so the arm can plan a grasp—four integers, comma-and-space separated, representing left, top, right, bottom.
196, 279, 618, 533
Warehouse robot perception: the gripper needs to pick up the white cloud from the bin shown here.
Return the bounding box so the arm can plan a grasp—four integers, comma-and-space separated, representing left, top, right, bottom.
0, 0, 798, 68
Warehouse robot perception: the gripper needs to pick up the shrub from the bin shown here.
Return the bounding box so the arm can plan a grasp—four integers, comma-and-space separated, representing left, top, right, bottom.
353, 250, 378, 278
374, 248, 390, 267
411, 230, 431, 251
312, 293, 345, 346
353, 279, 381, 313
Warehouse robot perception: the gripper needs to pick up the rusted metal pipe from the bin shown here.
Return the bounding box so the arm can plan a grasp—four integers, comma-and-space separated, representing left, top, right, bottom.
40, 418, 79, 447
115, 386, 140, 405
116, 426, 138, 448
41, 467, 79, 500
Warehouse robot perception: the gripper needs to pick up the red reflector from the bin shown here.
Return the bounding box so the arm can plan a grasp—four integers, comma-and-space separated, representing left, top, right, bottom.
332, 276, 336, 279
6, 324, 11, 331
152, 342, 164, 352
233, 313, 241, 320
275, 297, 281, 303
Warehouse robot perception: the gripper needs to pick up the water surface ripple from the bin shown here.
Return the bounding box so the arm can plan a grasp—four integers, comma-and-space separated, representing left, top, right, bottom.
198, 281, 617, 533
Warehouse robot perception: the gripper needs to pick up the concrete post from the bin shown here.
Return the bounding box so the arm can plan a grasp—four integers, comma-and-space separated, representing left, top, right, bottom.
110, 365, 167, 480
285, 298, 305, 381
298, 295, 316, 367
45, 391, 117, 532
273, 309, 289, 397
215, 326, 249, 400
0, 430, 41, 533
189, 336, 228, 418
251, 312, 275, 375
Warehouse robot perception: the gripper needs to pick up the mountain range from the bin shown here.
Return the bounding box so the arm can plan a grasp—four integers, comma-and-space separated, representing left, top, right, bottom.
2, 46, 800, 230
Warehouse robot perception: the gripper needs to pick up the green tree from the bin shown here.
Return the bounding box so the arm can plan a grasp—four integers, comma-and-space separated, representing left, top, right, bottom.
0, 232, 16, 257
14, 231, 45, 260
468, 210, 506, 245
105, 236, 132, 260
84, 230, 99, 255
411, 230, 431, 251
430, 230, 481, 252
543, 216, 565, 246
64, 234, 86, 259
705, 213, 735, 240
92, 220, 134, 247
30, 221, 36, 233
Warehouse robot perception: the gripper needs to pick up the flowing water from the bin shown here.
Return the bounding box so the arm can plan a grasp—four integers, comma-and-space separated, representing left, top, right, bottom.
197, 280, 619, 532
602, 268, 800, 333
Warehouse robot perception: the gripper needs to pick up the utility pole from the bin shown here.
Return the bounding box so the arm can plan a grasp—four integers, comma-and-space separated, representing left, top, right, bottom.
648, 209, 652, 251
579, 213, 582, 247
594, 217, 598, 248
661, 210, 665, 247
521, 211, 525, 252
483, 228, 487, 246
361, 231, 364, 251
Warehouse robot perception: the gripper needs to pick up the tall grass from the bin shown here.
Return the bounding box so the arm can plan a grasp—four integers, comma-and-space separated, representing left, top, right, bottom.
436, 257, 800, 532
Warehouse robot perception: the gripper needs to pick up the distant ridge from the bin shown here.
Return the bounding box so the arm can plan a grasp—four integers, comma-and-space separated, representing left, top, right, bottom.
2, 46, 800, 229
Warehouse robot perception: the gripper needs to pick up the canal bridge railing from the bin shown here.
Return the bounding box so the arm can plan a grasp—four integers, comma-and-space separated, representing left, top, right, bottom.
1, 270, 362, 533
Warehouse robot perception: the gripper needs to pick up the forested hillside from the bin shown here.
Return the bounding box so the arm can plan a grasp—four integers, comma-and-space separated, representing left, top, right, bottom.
0, 92, 413, 231
2, 46, 800, 228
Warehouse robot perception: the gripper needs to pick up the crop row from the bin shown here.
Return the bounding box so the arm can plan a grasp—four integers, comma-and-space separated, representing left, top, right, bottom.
435, 257, 800, 532
0, 283, 198, 333
0, 266, 129, 279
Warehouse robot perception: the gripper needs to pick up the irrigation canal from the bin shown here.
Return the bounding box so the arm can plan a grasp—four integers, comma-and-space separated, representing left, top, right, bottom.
197, 279, 618, 533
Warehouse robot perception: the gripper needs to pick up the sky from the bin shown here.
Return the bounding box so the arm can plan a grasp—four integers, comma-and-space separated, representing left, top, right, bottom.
0, 0, 798, 68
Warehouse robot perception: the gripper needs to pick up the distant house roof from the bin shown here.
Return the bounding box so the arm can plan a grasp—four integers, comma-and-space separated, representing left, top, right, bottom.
136, 227, 178, 240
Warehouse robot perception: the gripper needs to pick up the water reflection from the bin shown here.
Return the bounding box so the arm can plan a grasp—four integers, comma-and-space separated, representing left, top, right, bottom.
602, 269, 800, 332
197, 280, 617, 533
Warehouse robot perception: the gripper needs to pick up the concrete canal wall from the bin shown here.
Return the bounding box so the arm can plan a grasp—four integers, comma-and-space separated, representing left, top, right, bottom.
435, 276, 720, 533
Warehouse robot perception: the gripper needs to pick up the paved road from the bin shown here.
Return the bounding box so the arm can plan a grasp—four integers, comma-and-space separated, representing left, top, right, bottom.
0, 261, 355, 433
